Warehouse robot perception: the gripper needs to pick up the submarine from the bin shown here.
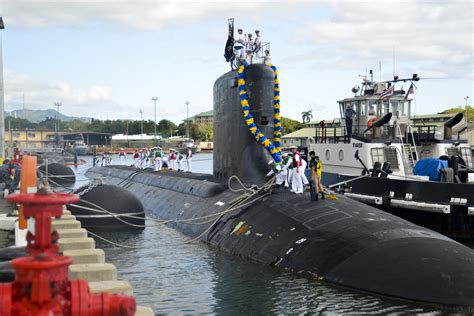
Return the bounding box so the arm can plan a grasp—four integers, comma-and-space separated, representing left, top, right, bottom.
86, 63, 474, 308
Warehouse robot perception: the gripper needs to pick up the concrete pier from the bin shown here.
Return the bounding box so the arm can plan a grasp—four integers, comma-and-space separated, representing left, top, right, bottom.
0, 203, 154, 315
53, 209, 154, 315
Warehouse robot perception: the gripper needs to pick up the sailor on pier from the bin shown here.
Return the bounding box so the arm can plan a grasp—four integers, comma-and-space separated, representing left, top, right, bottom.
154, 147, 163, 172
119, 148, 126, 165
186, 146, 193, 172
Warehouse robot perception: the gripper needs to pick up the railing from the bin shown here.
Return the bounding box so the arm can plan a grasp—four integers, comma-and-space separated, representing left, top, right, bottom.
397, 125, 410, 175
315, 126, 348, 143
411, 125, 438, 144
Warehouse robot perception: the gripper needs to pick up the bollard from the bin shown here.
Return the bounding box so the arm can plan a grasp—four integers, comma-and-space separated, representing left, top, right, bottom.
0, 189, 136, 316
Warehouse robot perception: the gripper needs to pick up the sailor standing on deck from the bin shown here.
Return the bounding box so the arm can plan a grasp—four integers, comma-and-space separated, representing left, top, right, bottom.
119, 148, 126, 165
234, 28, 247, 62
290, 146, 304, 194
186, 146, 193, 172
345, 105, 356, 142
309, 151, 325, 199
254, 30, 261, 55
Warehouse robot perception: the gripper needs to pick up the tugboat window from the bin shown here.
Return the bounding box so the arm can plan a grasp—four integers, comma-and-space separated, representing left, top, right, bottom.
338, 149, 344, 161
325, 149, 330, 160
261, 116, 269, 125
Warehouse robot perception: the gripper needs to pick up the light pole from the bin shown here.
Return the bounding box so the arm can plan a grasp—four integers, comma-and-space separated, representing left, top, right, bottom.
152, 97, 158, 141
54, 102, 62, 146
0, 17, 5, 159
185, 100, 190, 139
139, 109, 144, 138
464, 96, 469, 123
126, 120, 129, 147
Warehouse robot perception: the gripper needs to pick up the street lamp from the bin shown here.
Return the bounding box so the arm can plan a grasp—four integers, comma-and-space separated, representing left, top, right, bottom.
185, 100, 190, 139
0, 17, 5, 159
139, 109, 144, 138
54, 102, 62, 146
152, 97, 158, 141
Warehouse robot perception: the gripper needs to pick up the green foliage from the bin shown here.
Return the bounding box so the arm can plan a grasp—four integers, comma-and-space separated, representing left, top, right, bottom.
440, 105, 473, 123
281, 117, 305, 135
196, 123, 213, 141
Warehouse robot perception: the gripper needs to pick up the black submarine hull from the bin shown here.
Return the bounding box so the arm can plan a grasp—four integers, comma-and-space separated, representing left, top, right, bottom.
86, 166, 474, 308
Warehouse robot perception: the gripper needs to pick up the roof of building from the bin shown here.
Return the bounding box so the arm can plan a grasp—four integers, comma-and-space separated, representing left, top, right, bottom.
184, 110, 213, 122
282, 128, 316, 138
412, 113, 457, 119
195, 110, 213, 117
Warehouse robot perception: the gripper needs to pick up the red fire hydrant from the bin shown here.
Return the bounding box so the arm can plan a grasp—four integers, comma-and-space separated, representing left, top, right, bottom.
0, 189, 136, 315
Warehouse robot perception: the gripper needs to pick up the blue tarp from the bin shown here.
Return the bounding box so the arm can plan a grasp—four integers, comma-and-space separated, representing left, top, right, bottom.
413, 158, 448, 181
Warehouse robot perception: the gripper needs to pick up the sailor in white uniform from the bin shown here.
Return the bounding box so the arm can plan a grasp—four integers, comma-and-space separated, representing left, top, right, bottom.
234, 28, 247, 61
119, 148, 126, 165
281, 152, 292, 188
186, 146, 193, 172
177, 152, 185, 172
154, 147, 163, 172
254, 30, 262, 55
266, 160, 285, 186
291, 146, 304, 194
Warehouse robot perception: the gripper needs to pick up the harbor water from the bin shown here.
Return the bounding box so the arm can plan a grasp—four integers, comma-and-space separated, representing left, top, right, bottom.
2, 153, 469, 314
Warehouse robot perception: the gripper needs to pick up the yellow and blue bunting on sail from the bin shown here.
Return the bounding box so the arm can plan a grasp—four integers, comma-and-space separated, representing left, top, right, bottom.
269, 64, 282, 152
237, 61, 282, 163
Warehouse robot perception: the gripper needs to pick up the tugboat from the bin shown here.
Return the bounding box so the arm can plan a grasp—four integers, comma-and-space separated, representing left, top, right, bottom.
308, 71, 474, 238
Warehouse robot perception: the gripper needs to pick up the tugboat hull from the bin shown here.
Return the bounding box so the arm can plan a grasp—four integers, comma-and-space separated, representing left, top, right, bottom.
322, 172, 474, 239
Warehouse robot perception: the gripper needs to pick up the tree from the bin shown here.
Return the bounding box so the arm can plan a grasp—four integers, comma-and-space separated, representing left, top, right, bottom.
301, 110, 313, 123
281, 117, 305, 135
440, 105, 473, 123
157, 119, 177, 136
197, 123, 214, 141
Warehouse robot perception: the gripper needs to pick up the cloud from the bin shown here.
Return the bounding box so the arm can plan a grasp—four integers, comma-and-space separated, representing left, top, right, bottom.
3, 0, 316, 30
294, 0, 473, 78
4, 69, 115, 113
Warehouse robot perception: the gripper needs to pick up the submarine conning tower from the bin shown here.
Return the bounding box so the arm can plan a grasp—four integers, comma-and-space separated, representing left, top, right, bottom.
213, 63, 275, 184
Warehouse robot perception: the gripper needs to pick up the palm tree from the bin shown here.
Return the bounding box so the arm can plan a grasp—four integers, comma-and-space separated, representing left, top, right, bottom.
301, 110, 313, 123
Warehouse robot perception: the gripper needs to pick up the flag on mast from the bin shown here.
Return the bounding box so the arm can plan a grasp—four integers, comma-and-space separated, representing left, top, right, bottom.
404, 83, 415, 100
380, 86, 394, 100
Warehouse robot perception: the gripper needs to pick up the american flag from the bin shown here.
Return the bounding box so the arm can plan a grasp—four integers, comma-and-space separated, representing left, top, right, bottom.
380, 86, 394, 100
404, 83, 415, 100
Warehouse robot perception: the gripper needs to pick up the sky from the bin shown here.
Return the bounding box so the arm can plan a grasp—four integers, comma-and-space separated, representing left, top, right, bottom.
1, 0, 473, 124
